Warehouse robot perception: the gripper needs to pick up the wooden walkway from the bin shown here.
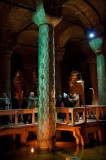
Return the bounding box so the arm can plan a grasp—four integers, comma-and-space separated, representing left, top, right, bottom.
0, 105, 106, 146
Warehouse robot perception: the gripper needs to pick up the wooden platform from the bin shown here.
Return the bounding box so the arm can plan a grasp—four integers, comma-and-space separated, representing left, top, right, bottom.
0, 106, 105, 146
0, 123, 37, 143
81, 122, 104, 145
56, 123, 84, 146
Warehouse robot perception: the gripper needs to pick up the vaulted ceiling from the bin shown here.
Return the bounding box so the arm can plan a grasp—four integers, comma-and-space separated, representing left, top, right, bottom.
0, 0, 106, 69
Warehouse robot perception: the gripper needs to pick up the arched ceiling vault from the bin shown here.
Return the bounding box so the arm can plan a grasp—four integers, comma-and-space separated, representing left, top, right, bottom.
0, 0, 106, 61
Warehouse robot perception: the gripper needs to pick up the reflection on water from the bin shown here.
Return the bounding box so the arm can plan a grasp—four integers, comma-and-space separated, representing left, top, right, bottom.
56, 142, 106, 160
0, 138, 106, 160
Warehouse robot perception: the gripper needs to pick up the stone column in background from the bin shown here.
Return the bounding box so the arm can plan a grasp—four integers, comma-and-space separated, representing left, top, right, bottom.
89, 37, 106, 105
55, 50, 64, 97
1, 50, 12, 107
88, 58, 98, 105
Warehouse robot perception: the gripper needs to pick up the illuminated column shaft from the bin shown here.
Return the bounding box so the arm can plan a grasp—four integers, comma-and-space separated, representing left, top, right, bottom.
89, 37, 106, 104
38, 23, 56, 150
33, 0, 62, 150
96, 53, 106, 104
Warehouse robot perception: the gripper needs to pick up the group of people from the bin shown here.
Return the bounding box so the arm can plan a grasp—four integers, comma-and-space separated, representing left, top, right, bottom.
0, 92, 38, 124
56, 92, 81, 121
56, 92, 81, 108
12, 92, 38, 110
0, 91, 81, 124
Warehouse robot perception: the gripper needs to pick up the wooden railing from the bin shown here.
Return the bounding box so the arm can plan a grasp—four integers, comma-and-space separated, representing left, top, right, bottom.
0, 108, 38, 125
0, 105, 106, 126
56, 105, 106, 125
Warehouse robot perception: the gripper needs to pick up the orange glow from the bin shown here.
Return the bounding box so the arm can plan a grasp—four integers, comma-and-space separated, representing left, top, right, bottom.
30, 147, 34, 153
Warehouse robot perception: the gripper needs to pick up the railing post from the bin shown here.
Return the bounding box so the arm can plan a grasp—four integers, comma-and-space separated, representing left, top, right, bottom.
83, 106, 87, 123
71, 108, 75, 125
100, 107, 104, 119
20, 132, 28, 144
96, 107, 99, 121
66, 108, 69, 124
32, 109, 35, 124
15, 111, 18, 125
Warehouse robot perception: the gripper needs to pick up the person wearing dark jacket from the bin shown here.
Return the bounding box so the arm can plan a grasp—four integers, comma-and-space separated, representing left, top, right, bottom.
22, 97, 28, 124
27, 92, 38, 123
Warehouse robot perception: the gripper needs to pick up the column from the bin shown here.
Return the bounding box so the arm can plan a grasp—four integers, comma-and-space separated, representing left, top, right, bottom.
89, 37, 106, 104
88, 58, 98, 104
55, 50, 64, 96
38, 24, 56, 150
96, 53, 106, 104
0, 30, 15, 106
33, 1, 62, 150
0, 50, 12, 106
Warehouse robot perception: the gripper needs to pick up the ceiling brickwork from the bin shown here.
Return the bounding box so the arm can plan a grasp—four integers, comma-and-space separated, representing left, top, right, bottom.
0, 0, 106, 60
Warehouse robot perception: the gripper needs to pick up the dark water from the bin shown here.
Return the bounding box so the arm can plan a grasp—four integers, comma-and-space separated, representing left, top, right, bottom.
0, 138, 106, 160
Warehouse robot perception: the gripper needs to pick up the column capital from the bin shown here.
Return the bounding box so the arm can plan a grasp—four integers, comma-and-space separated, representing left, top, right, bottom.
32, 3, 62, 26
89, 37, 103, 54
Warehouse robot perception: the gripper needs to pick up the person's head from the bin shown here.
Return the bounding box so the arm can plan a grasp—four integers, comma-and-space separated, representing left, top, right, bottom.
70, 92, 76, 97
30, 92, 34, 97
3, 93, 7, 98
58, 95, 62, 101
73, 93, 77, 97
63, 93, 68, 98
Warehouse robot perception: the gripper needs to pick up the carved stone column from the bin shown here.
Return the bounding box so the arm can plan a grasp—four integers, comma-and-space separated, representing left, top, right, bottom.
89, 37, 106, 104
33, 1, 62, 150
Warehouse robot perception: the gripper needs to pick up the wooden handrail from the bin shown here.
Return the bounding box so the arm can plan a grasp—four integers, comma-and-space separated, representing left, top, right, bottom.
56, 105, 106, 125
0, 108, 38, 125
0, 105, 106, 126
0, 108, 38, 115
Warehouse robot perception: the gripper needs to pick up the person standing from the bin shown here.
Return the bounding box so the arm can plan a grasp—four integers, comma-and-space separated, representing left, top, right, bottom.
28, 92, 38, 109
27, 92, 38, 123
1, 93, 10, 124
22, 96, 28, 124
12, 94, 19, 109
2, 93, 10, 110
68, 92, 80, 107
68, 92, 80, 121
11, 94, 19, 122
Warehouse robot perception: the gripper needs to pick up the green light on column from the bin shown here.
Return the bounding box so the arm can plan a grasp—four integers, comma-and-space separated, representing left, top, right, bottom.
89, 37, 103, 53
38, 24, 50, 118
32, 3, 46, 26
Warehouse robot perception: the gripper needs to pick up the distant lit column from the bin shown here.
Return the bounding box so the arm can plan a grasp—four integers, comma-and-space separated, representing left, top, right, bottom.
33, 1, 62, 150
89, 37, 106, 105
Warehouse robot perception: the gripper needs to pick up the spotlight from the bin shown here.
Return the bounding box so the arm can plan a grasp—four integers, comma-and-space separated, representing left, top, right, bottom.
89, 32, 95, 38
86, 27, 96, 39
